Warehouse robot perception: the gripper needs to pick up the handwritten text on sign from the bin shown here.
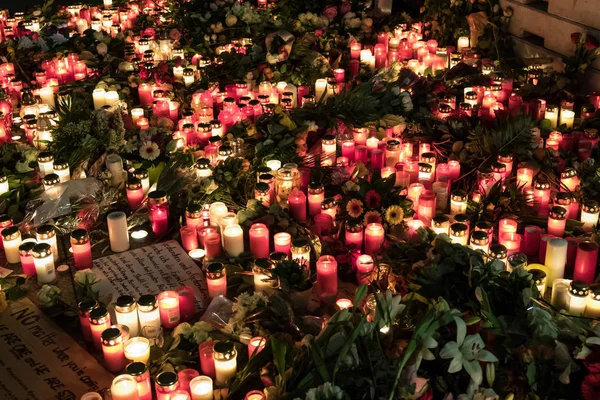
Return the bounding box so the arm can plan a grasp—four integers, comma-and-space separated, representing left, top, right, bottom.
93, 241, 210, 312
0, 298, 113, 400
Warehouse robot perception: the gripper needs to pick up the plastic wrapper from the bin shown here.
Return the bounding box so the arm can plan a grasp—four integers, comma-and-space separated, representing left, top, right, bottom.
200, 295, 234, 330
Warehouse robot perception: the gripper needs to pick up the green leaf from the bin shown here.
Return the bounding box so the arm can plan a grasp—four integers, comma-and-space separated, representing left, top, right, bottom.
354, 284, 368, 308
454, 316, 466, 346
333, 315, 366, 382
477, 350, 499, 363
309, 338, 330, 383
271, 337, 288, 378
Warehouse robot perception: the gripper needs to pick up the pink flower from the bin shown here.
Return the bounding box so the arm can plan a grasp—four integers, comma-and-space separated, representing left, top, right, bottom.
142, 27, 156, 39
339, 1, 351, 15
322, 5, 338, 20
365, 190, 381, 209
315, 29, 323, 37
169, 29, 182, 41
571, 32, 582, 44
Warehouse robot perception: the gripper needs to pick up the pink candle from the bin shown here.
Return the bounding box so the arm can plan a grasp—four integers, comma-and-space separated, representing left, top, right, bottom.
249, 223, 270, 259
199, 341, 216, 378
18, 242, 36, 276
523, 225, 542, 257
126, 179, 145, 210
177, 369, 200, 393
180, 226, 199, 252
500, 232, 521, 255
499, 218, 518, 235
345, 224, 363, 251
273, 232, 292, 255
90, 307, 111, 351
78, 300, 98, 342
204, 232, 223, 259
341, 140, 355, 162
71, 229, 94, 270
148, 191, 169, 236
350, 42, 361, 59
248, 336, 266, 356
573, 241, 599, 283
138, 83, 154, 106
448, 160, 461, 181
547, 207, 567, 237
516, 168, 533, 190
317, 255, 338, 302
177, 286, 196, 321
308, 183, 325, 217
102, 328, 126, 373
288, 188, 307, 222
314, 214, 334, 237
364, 223, 385, 255
356, 254, 374, 285
206, 262, 227, 298
158, 291, 180, 329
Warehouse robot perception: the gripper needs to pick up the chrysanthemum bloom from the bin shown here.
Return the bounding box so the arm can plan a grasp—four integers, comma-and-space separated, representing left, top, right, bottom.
346, 199, 364, 218
385, 205, 404, 225
140, 141, 160, 160
363, 210, 382, 225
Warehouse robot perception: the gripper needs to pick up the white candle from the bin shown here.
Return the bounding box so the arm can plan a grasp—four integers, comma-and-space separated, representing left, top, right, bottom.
137, 294, 161, 332
106, 154, 125, 187
111, 375, 139, 400
92, 88, 106, 110
107, 211, 130, 252
53, 162, 70, 183
39, 86, 55, 109
209, 202, 228, 226
115, 295, 139, 337
567, 281, 588, 316
2, 226, 21, 264
213, 342, 237, 385
190, 376, 213, 400
36, 225, 58, 262
33, 243, 56, 284
131, 108, 145, 123
124, 337, 150, 364
0, 175, 8, 196
266, 160, 281, 171
223, 224, 244, 257
457, 36, 470, 51
545, 238, 568, 286
105, 91, 119, 107
585, 288, 600, 318
545, 107, 558, 129
37, 152, 54, 178
315, 79, 327, 102
253, 260, 274, 293
559, 109, 575, 129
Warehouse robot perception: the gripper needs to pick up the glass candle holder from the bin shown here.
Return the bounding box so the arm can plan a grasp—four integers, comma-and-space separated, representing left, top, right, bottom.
102, 327, 126, 373
33, 242, 56, 284
137, 294, 161, 333
254, 182, 271, 207
213, 342, 237, 385
89, 306, 111, 351
449, 223, 468, 246
489, 244, 507, 267
273, 232, 292, 255
275, 168, 297, 207
190, 376, 213, 400
547, 206, 567, 237
126, 178, 144, 210
573, 241, 599, 283
115, 295, 139, 338
223, 224, 244, 257
71, 228, 93, 270
126, 362, 152, 400
533, 179, 551, 216
581, 200, 599, 232
78, 299, 99, 342
470, 230, 489, 254
308, 183, 325, 217
156, 372, 179, 400
199, 341, 216, 378
356, 254, 374, 285
37, 151, 54, 177
291, 239, 311, 267
185, 204, 204, 228
545, 238, 568, 286
321, 134, 337, 166
36, 224, 58, 262
253, 258, 275, 294
158, 290, 180, 329
530, 269, 547, 297
417, 190, 436, 224
507, 252, 527, 272
2, 225, 21, 264
345, 222, 363, 251
0, 215, 13, 251
568, 280, 589, 316
111, 375, 140, 400
432, 214, 450, 236
206, 262, 227, 299
385, 139, 401, 167
316, 255, 338, 302
148, 190, 170, 236
245, 391, 265, 400
124, 337, 150, 364
249, 223, 270, 259
585, 285, 600, 318
248, 336, 266, 357
364, 223, 385, 255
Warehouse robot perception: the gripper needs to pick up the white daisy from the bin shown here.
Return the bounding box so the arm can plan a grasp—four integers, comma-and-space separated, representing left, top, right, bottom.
139, 141, 160, 160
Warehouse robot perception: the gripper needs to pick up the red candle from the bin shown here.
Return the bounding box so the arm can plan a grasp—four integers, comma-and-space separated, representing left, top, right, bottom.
364, 223, 385, 255
204, 231, 223, 259
102, 327, 126, 373
71, 229, 94, 270
248, 336, 266, 356
566, 236, 579, 269
138, 83, 154, 106
199, 341, 216, 378
177, 369, 200, 393
448, 160, 461, 181
273, 232, 291, 255
78, 300, 98, 342
249, 223, 270, 259
314, 214, 334, 237
356, 254, 374, 285
345, 224, 363, 250
90, 307, 111, 351
126, 178, 145, 210
180, 226, 199, 252
341, 140, 355, 162
355, 146, 368, 164
573, 241, 599, 283
148, 191, 170, 236
18, 242, 36, 275
350, 42, 361, 59
523, 225, 542, 257
158, 291, 180, 329
176, 286, 196, 321
288, 188, 307, 222
317, 255, 338, 302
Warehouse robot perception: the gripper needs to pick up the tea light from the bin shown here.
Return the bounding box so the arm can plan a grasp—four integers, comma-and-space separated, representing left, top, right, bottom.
223, 224, 244, 257
568, 281, 589, 315
157, 291, 180, 329
137, 295, 161, 332
573, 241, 598, 283
190, 376, 213, 400
213, 342, 237, 385
107, 212, 130, 252
317, 255, 338, 302
102, 327, 126, 373
206, 263, 227, 298
111, 375, 139, 400
545, 238, 568, 286
336, 298, 353, 310
248, 336, 266, 356
547, 206, 567, 237
89, 306, 111, 351
364, 223, 385, 255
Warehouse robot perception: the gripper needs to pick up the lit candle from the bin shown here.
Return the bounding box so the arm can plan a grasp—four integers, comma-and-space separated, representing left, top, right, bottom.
111, 375, 140, 400
364, 223, 385, 255
308, 183, 325, 217
2, 226, 21, 264
586, 286, 600, 318
291, 239, 311, 267
499, 218, 518, 235
206, 262, 227, 299
581, 200, 599, 232
78, 300, 99, 343
560, 109, 575, 129
253, 259, 274, 293
316, 255, 338, 302
148, 191, 170, 236
432, 215, 450, 235
529, 268, 547, 297
457, 36, 470, 51
223, 224, 244, 257
190, 376, 213, 400
92, 88, 106, 110
547, 206, 567, 237
158, 291, 180, 329
180, 225, 199, 252
274, 232, 292, 255
356, 254, 374, 285
321, 134, 337, 166
350, 41, 361, 59
248, 336, 266, 356
209, 202, 228, 226
204, 231, 223, 259
345, 222, 363, 251
567, 281, 589, 315
32, 242, 55, 284
516, 167, 534, 190
545, 238, 568, 286
213, 342, 237, 385
450, 223, 469, 246
336, 298, 353, 310
288, 188, 307, 222
315, 79, 328, 101
70, 229, 93, 270
199, 341, 216, 378
155, 372, 179, 400
523, 225, 543, 257
545, 105, 558, 129
137, 294, 161, 333
489, 244, 508, 268
102, 327, 126, 373
573, 241, 598, 283
125, 362, 152, 400
470, 231, 489, 254
89, 306, 111, 351
107, 211, 130, 252
37, 151, 54, 178
500, 232, 522, 255
115, 295, 139, 338
126, 178, 145, 210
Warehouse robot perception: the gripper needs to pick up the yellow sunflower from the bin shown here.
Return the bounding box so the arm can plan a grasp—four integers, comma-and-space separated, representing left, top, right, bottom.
385, 205, 404, 225
346, 199, 364, 218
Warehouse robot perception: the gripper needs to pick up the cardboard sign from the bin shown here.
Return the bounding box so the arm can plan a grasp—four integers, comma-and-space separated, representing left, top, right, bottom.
0, 298, 113, 400
93, 240, 210, 312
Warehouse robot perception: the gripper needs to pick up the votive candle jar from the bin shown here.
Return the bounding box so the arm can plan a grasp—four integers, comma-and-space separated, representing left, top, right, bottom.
585, 286, 600, 318
111, 375, 140, 400
356, 254, 374, 285
155, 372, 179, 400
545, 238, 568, 286
450, 223, 469, 246
2, 226, 21, 264
126, 362, 152, 400
137, 294, 161, 333
158, 291, 180, 329
581, 200, 599, 232
273, 232, 292, 255
345, 222, 363, 251
364, 223, 385, 255
115, 295, 139, 338
199, 341, 216, 378
148, 191, 170, 236
33, 242, 56, 284
78, 299, 99, 342
89, 306, 111, 351
568, 280, 589, 315
206, 262, 227, 299
470, 231, 489, 254
248, 336, 266, 357
253, 259, 275, 293
547, 206, 567, 237
249, 223, 270, 259
317, 255, 338, 302
223, 224, 244, 257
71, 228, 93, 270
36, 224, 58, 262
432, 215, 450, 235
102, 327, 126, 373
190, 376, 213, 400
308, 183, 325, 217
213, 342, 238, 385
530, 269, 547, 297
126, 178, 145, 210
292, 239, 311, 267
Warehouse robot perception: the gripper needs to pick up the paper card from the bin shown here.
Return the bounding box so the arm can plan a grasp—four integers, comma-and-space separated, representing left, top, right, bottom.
0, 297, 113, 400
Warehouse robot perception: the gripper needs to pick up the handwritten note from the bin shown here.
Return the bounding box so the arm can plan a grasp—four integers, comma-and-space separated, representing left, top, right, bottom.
0, 298, 113, 400
93, 241, 210, 312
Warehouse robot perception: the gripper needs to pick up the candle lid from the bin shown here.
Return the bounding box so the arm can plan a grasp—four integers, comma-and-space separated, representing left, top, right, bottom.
490, 162, 506, 173
269, 252, 288, 263
37, 224, 56, 239
196, 158, 211, 169
254, 258, 271, 270
346, 220, 363, 232
560, 168, 577, 179
0, 214, 12, 228
438, 104, 452, 113
534, 179, 550, 190
529, 269, 546, 285
89, 306, 109, 321
126, 177, 142, 190
126, 361, 148, 376
18, 241, 36, 255
569, 280, 590, 297
420, 152, 436, 162
1, 225, 19, 241
590, 284, 600, 301
432, 214, 449, 227
207, 262, 226, 279
186, 203, 204, 218
101, 327, 121, 344
453, 214, 469, 224
78, 299, 99, 313
474, 220, 493, 231
37, 151, 54, 163
308, 182, 324, 192
258, 173, 274, 182
255, 182, 270, 193
584, 128, 598, 139
42, 173, 60, 186
489, 243, 507, 259
218, 145, 233, 156
470, 230, 488, 245
32, 243, 52, 258
450, 223, 468, 237
497, 152, 513, 163
138, 294, 157, 307
321, 198, 336, 210
386, 139, 400, 150
71, 228, 90, 244
148, 190, 168, 205
213, 341, 236, 358
549, 206, 567, 219
583, 200, 599, 214
292, 238, 309, 249
115, 295, 137, 312
418, 163, 432, 172
0, 175, 7, 184
451, 189, 467, 202
156, 371, 178, 387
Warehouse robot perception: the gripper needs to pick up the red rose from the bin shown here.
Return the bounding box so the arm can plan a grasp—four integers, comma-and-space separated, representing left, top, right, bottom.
322, 5, 338, 20
315, 29, 323, 37
572, 32, 582, 44
582, 373, 600, 400
585, 352, 600, 374
585, 35, 600, 50
142, 27, 156, 39
339, 1, 352, 15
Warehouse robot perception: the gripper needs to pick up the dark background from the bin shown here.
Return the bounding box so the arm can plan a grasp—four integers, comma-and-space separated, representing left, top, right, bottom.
1, 0, 101, 15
